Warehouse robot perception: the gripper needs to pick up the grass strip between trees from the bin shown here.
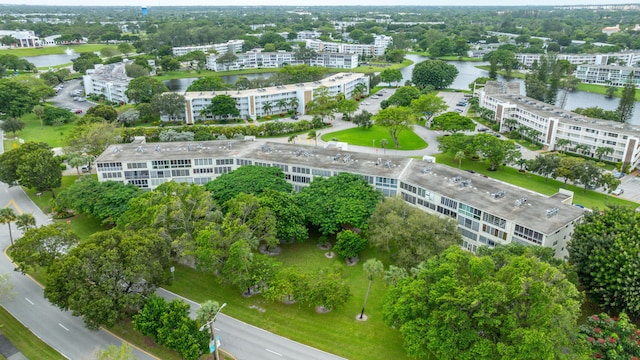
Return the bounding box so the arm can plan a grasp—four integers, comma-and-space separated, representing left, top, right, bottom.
320, 125, 428, 150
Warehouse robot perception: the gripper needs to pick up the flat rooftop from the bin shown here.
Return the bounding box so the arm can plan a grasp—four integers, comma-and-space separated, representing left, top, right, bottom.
402, 160, 586, 235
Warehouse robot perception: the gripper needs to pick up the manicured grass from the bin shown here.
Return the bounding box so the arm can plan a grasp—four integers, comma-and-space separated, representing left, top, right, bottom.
321, 125, 428, 150
108, 320, 183, 360
13, 113, 77, 148
0, 306, 66, 360
0, 44, 116, 57
435, 153, 638, 210
350, 59, 413, 74
165, 241, 409, 360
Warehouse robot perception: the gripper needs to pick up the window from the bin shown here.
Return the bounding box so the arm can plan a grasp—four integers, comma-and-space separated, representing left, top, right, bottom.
361, 175, 374, 184
194, 158, 213, 166
273, 163, 289, 172
150, 178, 168, 187
193, 168, 214, 174
460, 228, 477, 241
102, 172, 122, 179
254, 162, 271, 167
482, 224, 508, 240
216, 159, 233, 165
151, 170, 170, 178
478, 236, 496, 247
417, 198, 436, 210
400, 182, 417, 193
402, 192, 416, 204
124, 170, 149, 180
170, 159, 192, 168
193, 177, 212, 185
171, 169, 190, 177
128, 179, 149, 188
459, 203, 481, 220
97, 162, 123, 171
292, 175, 310, 183
292, 166, 310, 174
436, 206, 457, 219
458, 216, 479, 231
312, 169, 331, 177
214, 166, 232, 174
440, 197, 458, 209
127, 162, 147, 169
483, 213, 506, 229
514, 224, 544, 245
236, 159, 252, 166
151, 160, 170, 169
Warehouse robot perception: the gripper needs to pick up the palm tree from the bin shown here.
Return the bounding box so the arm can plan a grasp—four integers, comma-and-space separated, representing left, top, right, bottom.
454, 151, 466, 168
555, 138, 572, 153
262, 101, 273, 117
288, 97, 299, 113
360, 258, 383, 319
595, 146, 614, 161
503, 118, 519, 132
0, 208, 17, 246
15, 213, 36, 232
276, 99, 288, 114
353, 83, 367, 99
574, 144, 590, 156
288, 135, 296, 144
379, 139, 389, 155
307, 130, 319, 146
528, 129, 542, 145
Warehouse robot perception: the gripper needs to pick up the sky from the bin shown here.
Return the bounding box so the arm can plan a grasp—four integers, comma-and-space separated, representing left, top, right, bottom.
0, 0, 636, 7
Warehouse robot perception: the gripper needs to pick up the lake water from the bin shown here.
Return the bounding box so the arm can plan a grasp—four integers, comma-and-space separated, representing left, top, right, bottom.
164, 72, 277, 92
23, 53, 78, 68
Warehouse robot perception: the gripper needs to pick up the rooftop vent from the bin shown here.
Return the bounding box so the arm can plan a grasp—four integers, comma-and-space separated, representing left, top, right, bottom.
420, 166, 432, 174
493, 190, 506, 199
546, 207, 559, 217
514, 197, 528, 207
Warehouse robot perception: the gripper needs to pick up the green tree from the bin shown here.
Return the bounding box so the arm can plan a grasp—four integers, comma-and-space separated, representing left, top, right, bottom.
0, 142, 50, 186
86, 104, 118, 122
8, 223, 79, 273
410, 93, 447, 123
205, 165, 292, 206
65, 121, 118, 164
352, 110, 373, 129
195, 300, 222, 347
569, 206, 640, 318
125, 76, 168, 104
573, 160, 604, 192
187, 76, 229, 92
368, 197, 461, 269
382, 86, 421, 109
337, 99, 359, 121
259, 189, 308, 243
0, 208, 17, 246
0, 117, 25, 137
306, 86, 337, 121
156, 297, 208, 360
297, 173, 383, 235
333, 230, 367, 260
412, 60, 459, 90
264, 266, 309, 303
262, 101, 273, 116
454, 150, 465, 168
119, 181, 220, 261
373, 106, 416, 148
307, 269, 351, 311
616, 73, 636, 123
151, 92, 185, 121
383, 246, 585, 359
430, 112, 476, 133
45, 229, 171, 329
159, 56, 180, 72
200, 94, 239, 120
55, 178, 141, 226
359, 258, 383, 319
15, 213, 36, 232
380, 68, 403, 87
222, 193, 278, 251
429, 37, 455, 57
16, 148, 62, 197
595, 146, 614, 161
32, 104, 45, 127
0, 78, 39, 117
472, 133, 521, 171
527, 154, 561, 181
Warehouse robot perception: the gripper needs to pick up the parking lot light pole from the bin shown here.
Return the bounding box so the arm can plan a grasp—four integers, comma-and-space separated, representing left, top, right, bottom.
199, 302, 227, 360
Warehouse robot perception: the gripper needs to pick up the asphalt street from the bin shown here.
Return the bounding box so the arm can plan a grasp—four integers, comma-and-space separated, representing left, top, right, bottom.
158, 289, 346, 360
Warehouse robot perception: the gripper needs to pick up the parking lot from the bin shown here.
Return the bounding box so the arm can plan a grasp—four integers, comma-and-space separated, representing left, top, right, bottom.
50, 78, 92, 115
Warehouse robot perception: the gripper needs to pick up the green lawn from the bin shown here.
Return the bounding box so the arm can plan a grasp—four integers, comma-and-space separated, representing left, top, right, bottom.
0, 44, 116, 57
349, 59, 413, 74
165, 241, 409, 360
12, 113, 77, 148
0, 307, 66, 360
435, 153, 638, 210
321, 125, 428, 150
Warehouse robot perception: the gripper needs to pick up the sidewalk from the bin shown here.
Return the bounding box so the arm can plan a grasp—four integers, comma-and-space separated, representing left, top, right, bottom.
0, 334, 28, 360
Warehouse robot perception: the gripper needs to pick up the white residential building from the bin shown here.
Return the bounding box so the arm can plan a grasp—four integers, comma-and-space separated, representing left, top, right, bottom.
515, 52, 640, 68
575, 64, 640, 87
83, 62, 131, 104
182, 72, 368, 123
95, 140, 586, 259
479, 81, 640, 167
296, 31, 322, 40
172, 40, 244, 57
305, 35, 392, 57
205, 51, 358, 71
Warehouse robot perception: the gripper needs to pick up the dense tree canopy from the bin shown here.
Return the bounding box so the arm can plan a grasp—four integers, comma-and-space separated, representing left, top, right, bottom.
297, 172, 383, 235
45, 229, 171, 329
383, 245, 586, 359
430, 112, 476, 133
569, 206, 640, 318
412, 60, 459, 90
125, 76, 168, 104
9, 223, 79, 273
368, 197, 461, 269
205, 165, 292, 206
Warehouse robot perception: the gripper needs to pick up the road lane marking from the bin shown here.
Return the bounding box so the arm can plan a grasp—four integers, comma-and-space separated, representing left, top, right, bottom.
25, 298, 34, 305
3, 199, 23, 214
59, 323, 69, 331
265, 349, 283, 356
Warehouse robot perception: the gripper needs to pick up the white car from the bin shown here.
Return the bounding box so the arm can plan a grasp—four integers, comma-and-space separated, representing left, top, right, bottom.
612, 188, 624, 196
362, 102, 370, 105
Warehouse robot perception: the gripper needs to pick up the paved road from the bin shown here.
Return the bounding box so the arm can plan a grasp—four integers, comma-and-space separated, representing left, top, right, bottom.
158, 289, 346, 360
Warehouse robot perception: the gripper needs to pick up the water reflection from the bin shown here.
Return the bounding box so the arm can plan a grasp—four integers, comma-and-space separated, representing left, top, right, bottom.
164, 72, 276, 92
23, 53, 79, 68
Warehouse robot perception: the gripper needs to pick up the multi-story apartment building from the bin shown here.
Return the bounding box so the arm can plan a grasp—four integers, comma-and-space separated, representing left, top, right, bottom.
206, 51, 358, 71
172, 40, 244, 57
296, 31, 322, 40
479, 81, 640, 167
95, 140, 586, 259
182, 72, 368, 123
515, 52, 640, 68
83, 62, 131, 103
305, 35, 392, 57
575, 64, 640, 87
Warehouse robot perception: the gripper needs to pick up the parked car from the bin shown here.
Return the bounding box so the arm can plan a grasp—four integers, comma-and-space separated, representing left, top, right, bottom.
72, 109, 83, 114
612, 188, 624, 196
612, 171, 625, 179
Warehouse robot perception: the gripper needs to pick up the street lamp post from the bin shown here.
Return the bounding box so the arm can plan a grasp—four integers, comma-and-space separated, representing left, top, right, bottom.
199, 302, 227, 360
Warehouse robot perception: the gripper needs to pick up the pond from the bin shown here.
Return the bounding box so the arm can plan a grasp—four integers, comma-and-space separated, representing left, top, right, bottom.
164, 72, 277, 92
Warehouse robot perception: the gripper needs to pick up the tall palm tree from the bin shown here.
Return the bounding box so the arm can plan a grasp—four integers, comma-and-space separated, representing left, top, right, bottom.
360, 258, 383, 319
262, 101, 273, 117
288, 97, 299, 113
454, 151, 466, 168
0, 208, 17, 246
16, 213, 36, 232
276, 99, 288, 114
555, 138, 572, 153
